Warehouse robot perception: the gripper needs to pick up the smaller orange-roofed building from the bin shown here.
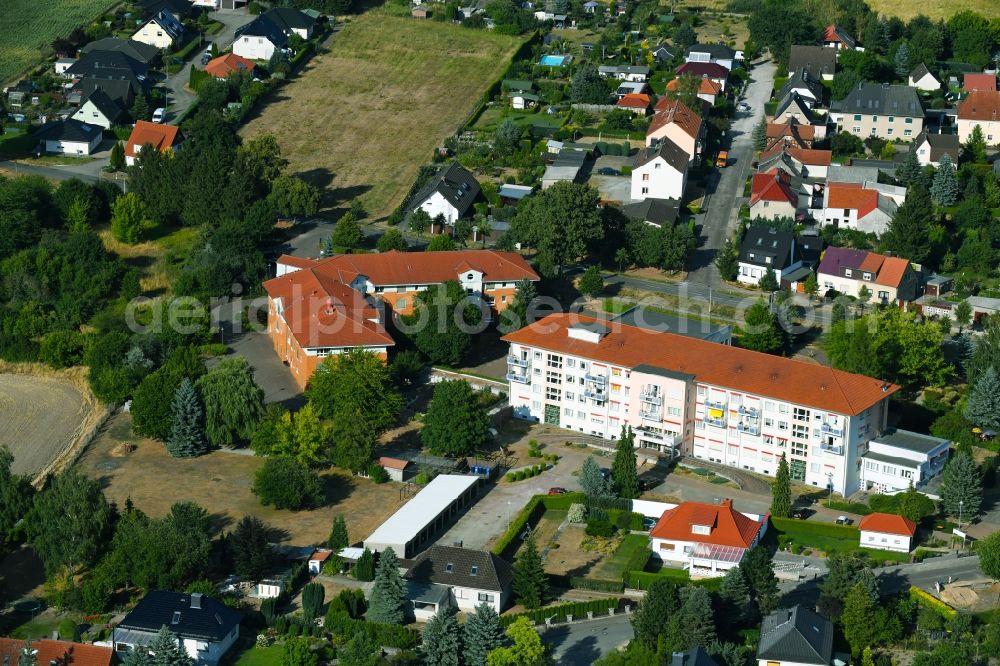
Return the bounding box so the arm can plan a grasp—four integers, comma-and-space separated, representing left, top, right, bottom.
650, 499, 768, 577
616, 93, 652, 115
204, 52, 257, 79
749, 169, 799, 220
0, 639, 112, 666
665, 76, 722, 104
124, 120, 183, 166
858, 512, 917, 552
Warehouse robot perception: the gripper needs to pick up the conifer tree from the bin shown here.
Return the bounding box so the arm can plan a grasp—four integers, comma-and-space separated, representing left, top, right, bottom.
964, 366, 1000, 430
752, 119, 767, 152
367, 547, 407, 624
512, 532, 548, 610
327, 515, 349, 550
611, 426, 639, 499
770, 453, 792, 518
421, 605, 461, 666
463, 603, 505, 666
166, 378, 207, 458
930, 154, 959, 206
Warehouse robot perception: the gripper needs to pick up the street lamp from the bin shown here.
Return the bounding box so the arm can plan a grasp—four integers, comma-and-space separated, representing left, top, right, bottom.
959, 500, 964, 527
506, 500, 511, 530
219, 324, 225, 345
826, 472, 834, 506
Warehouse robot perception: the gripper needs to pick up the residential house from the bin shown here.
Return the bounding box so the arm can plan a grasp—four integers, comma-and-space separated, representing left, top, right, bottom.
858, 513, 917, 552
615, 81, 650, 99
908, 63, 940, 92
737, 226, 813, 287
622, 197, 680, 228
749, 170, 799, 221
0, 639, 112, 666
404, 545, 513, 617
267, 250, 538, 387
503, 313, 900, 495
132, 11, 184, 49
34, 119, 103, 155
112, 591, 241, 665
598, 65, 650, 82
831, 83, 924, 140
5, 80, 34, 109
956, 90, 1000, 143
262, 7, 316, 39
631, 138, 688, 202
665, 77, 722, 105
963, 73, 997, 92
138, 0, 192, 22
649, 500, 767, 577
759, 144, 832, 179
825, 164, 880, 184
204, 53, 257, 79
777, 70, 825, 109
788, 45, 836, 81
542, 146, 588, 189
583, 0, 600, 12
411, 162, 481, 225
616, 93, 652, 115
54, 58, 77, 75
125, 120, 184, 166
860, 429, 950, 494
773, 93, 827, 139
684, 43, 737, 71
757, 606, 834, 666
822, 182, 897, 234
192, 0, 222, 8
652, 43, 676, 63
80, 37, 160, 66
646, 97, 704, 160
72, 88, 124, 129
670, 648, 721, 666
822, 23, 856, 50
912, 131, 959, 167
817, 247, 920, 306
233, 15, 289, 60
70, 78, 135, 111
307, 549, 333, 575
675, 61, 729, 91
65, 51, 149, 93
765, 120, 816, 149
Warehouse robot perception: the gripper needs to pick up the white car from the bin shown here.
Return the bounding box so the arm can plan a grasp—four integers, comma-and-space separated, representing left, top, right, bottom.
737, 102, 750, 112
151, 107, 166, 123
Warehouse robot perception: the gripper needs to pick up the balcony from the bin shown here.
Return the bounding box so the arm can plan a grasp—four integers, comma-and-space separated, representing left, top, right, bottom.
584, 373, 607, 386
737, 422, 761, 436
706, 400, 726, 411
639, 409, 661, 421
738, 406, 758, 418
584, 388, 607, 401
635, 428, 680, 447
640, 390, 662, 405
821, 442, 844, 455
507, 355, 530, 368
821, 423, 844, 437
705, 416, 726, 428
506, 372, 530, 384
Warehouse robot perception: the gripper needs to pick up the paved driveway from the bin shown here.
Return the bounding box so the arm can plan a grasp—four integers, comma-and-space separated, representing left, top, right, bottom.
542, 615, 634, 664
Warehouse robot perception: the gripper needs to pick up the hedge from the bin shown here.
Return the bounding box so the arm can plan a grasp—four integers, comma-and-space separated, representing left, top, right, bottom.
500, 598, 622, 627
909, 586, 957, 619
625, 569, 722, 591
492, 496, 547, 557
491, 494, 635, 557
568, 577, 624, 593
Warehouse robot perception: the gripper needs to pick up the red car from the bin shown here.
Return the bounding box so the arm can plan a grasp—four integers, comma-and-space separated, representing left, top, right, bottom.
548, 487, 568, 495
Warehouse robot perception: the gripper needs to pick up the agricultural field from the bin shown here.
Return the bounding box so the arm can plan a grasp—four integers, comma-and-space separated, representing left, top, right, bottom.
241, 10, 524, 219
868, 0, 1000, 21
0, 0, 116, 85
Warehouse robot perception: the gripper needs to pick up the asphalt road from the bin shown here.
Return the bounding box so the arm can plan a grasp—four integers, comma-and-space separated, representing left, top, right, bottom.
688, 61, 776, 287
542, 614, 634, 665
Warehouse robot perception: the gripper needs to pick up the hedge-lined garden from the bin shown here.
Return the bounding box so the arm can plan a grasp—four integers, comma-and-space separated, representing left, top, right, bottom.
771, 518, 911, 563
500, 598, 623, 627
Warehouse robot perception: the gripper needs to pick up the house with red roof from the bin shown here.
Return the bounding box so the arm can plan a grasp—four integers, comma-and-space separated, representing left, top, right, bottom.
822, 24, 856, 50
858, 512, 917, 552
963, 73, 996, 92
665, 76, 722, 104
749, 169, 799, 221
124, 119, 183, 166
0, 639, 112, 666
817, 247, 920, 306
675, 61, 729, 91
646, 97, 704, 161
650, 499, 768, 576
822, 182, 898, 234
204, 52, 258, 79
616, 93, 651, 115
758, 144, 832, 179
957, 89, 1000, 144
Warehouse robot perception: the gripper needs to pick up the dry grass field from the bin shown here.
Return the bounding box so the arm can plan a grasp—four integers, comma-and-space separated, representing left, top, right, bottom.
241, 10, 523, 218
868, 0, 1000, 21
76, 411, 405, 545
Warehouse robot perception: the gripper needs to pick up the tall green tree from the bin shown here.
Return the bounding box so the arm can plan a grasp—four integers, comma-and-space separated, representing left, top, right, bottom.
0, 445, 36, 549
752, 119, 767, 152
964, 366, 1000, 430
109, 141, 125, 171
674, 22, 697, 50
770, 453, 791, 518
715, 236, 741, 281
128, 626, 192, 666
758, 267, 779, 292
893, 41, 910, 78
880, 186, 933, 264
230, 515, 273, 582
842, 582, 879, 658
166, 378, 208, 458
376, 227, 408, 252
930, 154, 959, 206
512, 532, 548, 610
896, 483, 936, 523
895, 146, 922, 186
976, 530, 1000, 581
301, 582, 325, 621
307, 349, 401, 432
421, 380, 489, 456
463, 603, 506, 666
740, 300, 785, 354
272, 403, 329, 465
494, 119, 523, 157
580, 456, 612, 497
329, 214, 364, 251
368, 547, 407, 624
964, 124, 988, 164
578, 265, 604, 296
665, 586, 717, 651
940, 452, 982, 520
569, 64, 611, 104
510, 182, 603, 276
327, 515, 349, 550
252, 456, 322, 510
407, 280, 481, 366
281, 637, 318, 666
718, 566, 752, 620
611, 426, 639, 499
818, 552, 875, 621
196, 357, 264, 448
486, 618, 547, 666
421, 605, 462, 666
267, 176, 320, 218
947, 10, 994, 68
110, 191, 145, 243
498, 278, 538, 333
738, 546, 778, 615
631, 579, 681, 648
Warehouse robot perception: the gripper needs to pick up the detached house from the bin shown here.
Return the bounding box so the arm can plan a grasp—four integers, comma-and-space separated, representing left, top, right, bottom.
650, 499, 768, 577
80, 37, 160, 66
204, 53, 257, 79
646, 97, 704, 160
822, 23, 856, 50
631, 138, 688, 201
684, 43, 737, 71
749, 170, 799, 221
404, 545, 513, 618
666, 77, 722, 105
860, 429, 949, 495
65, 51, 149, 93
757, 606, 834, 666
262, 7, 316, 40
616, 93, 652, 115
957, 90, 1000, 144
72, 88, 124, 129
858, 513, 917, 553
737, 226, 815, 287
817, 247, 920, 306
622, 197, 680, 228
963, 73, 997, 92
234, 15, 289, 60
34, 119, 103, 155
765, 120, 816, 149
125, 120, 184, 166
788, 45, 836, 81
773, 93, 827, 139
675, 61, 729, 91
912, 131, 959, 167
759, 144, 831, 179
908, 63, 940, 92
822, 182, 897, 234
411, 162, 481, 225
831, 83, 923, 140
0, 639, 112, 666
132, 10, 184, 49
598, 65, 650, 82
777, 70, 825, 109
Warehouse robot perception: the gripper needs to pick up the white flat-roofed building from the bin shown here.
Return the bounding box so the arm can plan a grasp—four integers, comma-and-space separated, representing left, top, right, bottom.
859, 429, 949, 494
363, 474, 480, 558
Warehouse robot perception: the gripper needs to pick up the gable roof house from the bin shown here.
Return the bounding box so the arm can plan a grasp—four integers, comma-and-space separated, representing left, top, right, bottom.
0, 639, 112, 666
623, 197, 681, 228
757, 605, 834, 666
956, 89, 1000, 144
233, 15, 289, 61
542, 147, 588, 189
749, 170, 799, 221
830, 83, 924, 140
822, 182, 897, 234
817, 247, 920, 306
666, 76, 722, 104
204, 53, 258, 79
615, 80, 650, 99
670, 648, 721, 666
963, 72, 997, 92
652, 43, 676, 62
912, 131, 959, 167
650, 499, 768, 577
132, 10, 185, 49
80, 37, 161, 66
788, 45, 836, 81
631, 138, 689, 202
908, 63, 940, 92
411, 162, 481, 225
684, 43, 737, 71
675, 61, 729, 91
737, 225, 818, 287
33, 118, 104, 156
72, 88, 125, 129
777, 70, 825, 109
124, 120, 184, 166
262, 7, 316, 39
858, 513, 917, 553
113, 591, 240, 664
822, 23, 856, 50
138, 0, 193, 22
65, 50, 149, 93
646, 97, 704, 160
772, 92, 827, 139
404, 545, 514, 618
598, 65, 650, 82
765, 120, 816, 149
616, 92, 651, 115
69, 78, 136, 110
759, 144, 832, 179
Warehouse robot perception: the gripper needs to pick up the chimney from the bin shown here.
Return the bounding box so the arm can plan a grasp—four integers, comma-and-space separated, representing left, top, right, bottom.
191, 592, 203, 609
721, 498, 732, 507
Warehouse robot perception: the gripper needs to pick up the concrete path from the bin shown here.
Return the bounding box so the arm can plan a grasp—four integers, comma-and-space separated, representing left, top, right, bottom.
541, 613, 633, 664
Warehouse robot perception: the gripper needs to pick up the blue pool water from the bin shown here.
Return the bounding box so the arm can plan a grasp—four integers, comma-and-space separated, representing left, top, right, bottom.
539, 54, 568, 66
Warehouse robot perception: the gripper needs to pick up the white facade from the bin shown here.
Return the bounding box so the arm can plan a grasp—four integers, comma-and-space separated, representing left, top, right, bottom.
957, 119, 1000, 144
756, 658, 826, 666
114, 626, 237, 665
749, 198, 796, 221
630, 154, 686, 201
909, 71, 940, 91
192, 0, 222, 7
132, 18, 178, 49
451, 583, 509, 614
860, 529, 912, 553
737, 257, 805, 286
72, 98, 115, 129
859, 431, 949, 494
414, 190, 460, 225
233, 34, 279, 61
686, 50, 734, 71
43, 131, 102, 156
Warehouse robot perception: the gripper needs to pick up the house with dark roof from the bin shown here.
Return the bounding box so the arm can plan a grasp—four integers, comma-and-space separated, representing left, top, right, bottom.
69, 78, 136, 110
80, 38, 160, 66
777, 70, 825, 109
759, 143, 832, 179
650, 499, 768, 577
0, 638, 113, 666
822, 24, 856, 50
684, 43, 737, 71
404, 545, 513, 618
817, 247, 920, 306
675, 61, 729, 91
598, 65, 651, 82
65, 51, 149, 93
631, 137, 688, 201
773, 93, 826, 139
542, 147, 588, 189
411, 162, 481, 225
831, 83, 924, 140
908, 63, 940, 92
861, 429, 949, 495
670, 647, 721, 666
652, 43, 676, 62
737, 226, 818, 288
912, 131, 959, 167
33, 118, 104, 155
757, 605, 834, 666
112, 591, 241, 664
262, 7, 316, 39
131, 10, 184, 49
234, 15, 289, 60
623, 197, 680, 228
138, 0, 193, 21
71, 88, 124, 129
788, 45, 836, 81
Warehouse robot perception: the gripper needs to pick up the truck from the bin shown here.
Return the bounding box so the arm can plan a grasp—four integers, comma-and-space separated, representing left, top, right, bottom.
715, 151, 729, 168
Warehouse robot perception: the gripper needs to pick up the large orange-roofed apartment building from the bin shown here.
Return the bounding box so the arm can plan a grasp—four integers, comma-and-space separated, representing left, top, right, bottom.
503, 313, 901, 496
263, 250, 540, 388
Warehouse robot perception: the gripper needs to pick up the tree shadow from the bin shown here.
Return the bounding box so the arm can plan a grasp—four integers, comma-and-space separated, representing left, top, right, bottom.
207, 511, 233, 536
322, 184, 373, 212
294, 167, 335, 190
321, 470, 357, 506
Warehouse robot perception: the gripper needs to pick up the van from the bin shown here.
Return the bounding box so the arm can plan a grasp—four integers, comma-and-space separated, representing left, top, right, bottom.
151, 107, 166, 123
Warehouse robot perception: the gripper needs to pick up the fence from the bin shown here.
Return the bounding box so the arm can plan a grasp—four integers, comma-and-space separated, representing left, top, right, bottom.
570, 103, 617, 112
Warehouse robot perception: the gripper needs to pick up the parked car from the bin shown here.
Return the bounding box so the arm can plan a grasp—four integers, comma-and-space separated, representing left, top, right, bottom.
151, 107, 166, 123
547, 487, 568, 495
201, 52, 212, 65
790, 508, 814, 520
835, 515, 852, 525
596, 167, 620, 176
737, 102, 750, 112
642, 516, 657, 531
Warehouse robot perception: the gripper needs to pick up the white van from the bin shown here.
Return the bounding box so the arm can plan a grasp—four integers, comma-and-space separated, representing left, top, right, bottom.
151, 107, 166, 123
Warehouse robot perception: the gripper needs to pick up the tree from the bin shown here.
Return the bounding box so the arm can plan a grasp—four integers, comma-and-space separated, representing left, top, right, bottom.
570, 64, 611, 104
719, 566, 751, 620
740, 300, 785, 354
307, 349, 401, 433
464, 603, 506, 666
230, 515, 272, 582
967, 316, 1000, 384
631, 579, 681, 648
427, 233, 456, 251
494, 119, 523, 157
26, 470, 113, 575
196, 357, 264, 448
842, 582, 879, 658
964, 124, 988, 163
672, 586, 717, 651
268, 176, 320, 218
752, 119, 767, 152
738, 546, 778, 615
0, 445, 36, 549
611, 426, 639, 499
252, 456, 322, 510
166, 379, 208, 458
301, 582, 325, 621
486, 618, 547, 666
940, 452, 982, 520
510, 182, 602, 276
131, 94, 150, 122
498, 278, 537, 333
715, 236, 740, 281
830, 131, 865, 157
580, 456, 612, 497
407, 280, 481, 366
954, 301, 972, 332
893, 41, 910, 78
930, 154, 958, 206
354, 547, 376, 582
109, 141, 125, 171
818, 552, 875, 621
110, 191, 145, 243
281, 637, 317, 666
368, 547, 407, 624
771, 453, 792, 518
421, 380, 489, 456
272, 403, 329, 465
976, 530, 1000, 581
336, 632, 380, 666
512, 532, 548, 610
948, 10, 994, 68
895, 146, 922, 186
674, 22, 697, 50
758, 266, 779, 292
880, 186, 933, 264
329, 214, 364, 252
138, 626, 192, 666
327, 515, 349, 550
409, 208, 431, 234
578, 265, 603, 296
421, 605, 462, 666
803, 272, 818, 298
377, 227, 408, 252
896, 484, 936, 523
965, 367, 1000, 430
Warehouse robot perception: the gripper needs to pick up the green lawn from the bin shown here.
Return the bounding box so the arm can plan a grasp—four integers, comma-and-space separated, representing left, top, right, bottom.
770, 518, 911, 562
232, 645, 282, 666
473, 106, 566, 132
868, 0, 1000, 20
0, 0, 117, 85
594, 533, 651, 579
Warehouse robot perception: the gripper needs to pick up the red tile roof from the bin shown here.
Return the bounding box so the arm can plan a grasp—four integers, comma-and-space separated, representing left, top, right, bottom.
0, 639, 113, 666
310, 549, 333, 562
766, 121, 815, 145
379, 456, 410, 470
204, 52, 256, 79
277, 255, 321, 270
750, 169, 797, 206
503, 314, 899, 415
958, 90, 1000, 121
827, 183, 878, 218
858, 512, 917, 536
647, 98, 703, 140
874, 256, 911, 288
665, 77, 722, 95
760, 144, 831, 166
675, 62, 729, 80
315, 250, 539, 287
125, 120, 182, 158
616, 93, 651, 110
650, 499, 764, 548
823, 24, 855, 48
963, 73, 997, 92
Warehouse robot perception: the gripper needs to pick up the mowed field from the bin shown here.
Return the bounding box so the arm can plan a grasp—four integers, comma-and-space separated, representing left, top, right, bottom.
241, 11, 523, 218
0, 0, 117, 85
868, 0, 1000, 20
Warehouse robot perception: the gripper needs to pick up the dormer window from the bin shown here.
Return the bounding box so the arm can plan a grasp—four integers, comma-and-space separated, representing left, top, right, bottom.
862, 272, 872, 281
445, 563, 453, 573
844, 269, 853, 277
691, 524, 710, 535
172, 611, 181, 624
470, 566, 478, 576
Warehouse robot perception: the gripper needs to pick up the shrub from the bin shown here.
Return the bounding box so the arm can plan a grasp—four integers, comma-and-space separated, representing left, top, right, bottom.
252, 456, 323, 510
585, 519, 614, 537
506, 472, 516, 482
367, 463, 390, 484
57, 619, 78, 641
568, 503, 587, 523
568, 577, 623, 593
261, 598, 277, 625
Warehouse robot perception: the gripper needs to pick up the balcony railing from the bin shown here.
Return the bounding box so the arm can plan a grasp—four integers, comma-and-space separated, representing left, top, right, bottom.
635, 429, 680, 447
506, 372, 530, 384
705, 416, 726, 428
821, 423, 844, 437
738, 406, 758, 417
706, 400, 726, 411
506, 355, 530, 367
584, 373, 607, 385
821, 442, 844, 455
639, 409, 661, 421
640, 391, 662, 405
737, 422, 760, 436
584, 388, 607, 401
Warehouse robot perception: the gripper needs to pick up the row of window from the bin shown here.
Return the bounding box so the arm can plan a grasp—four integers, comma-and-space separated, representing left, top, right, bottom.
852, 114, 914, 123
851, 126, 913, 137
863, 460, 915, 478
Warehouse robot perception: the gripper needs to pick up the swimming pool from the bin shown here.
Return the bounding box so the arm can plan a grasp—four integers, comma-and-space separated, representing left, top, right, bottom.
539, 54, 570, 67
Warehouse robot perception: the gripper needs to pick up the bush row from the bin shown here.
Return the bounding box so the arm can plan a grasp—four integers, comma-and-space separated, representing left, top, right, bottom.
492, 496, 547, 557
909, 586, 957, 619
500, 597, 622, 627
567, 577, 625, 593
505, 464, 547, 482
625, 570, 722, 592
